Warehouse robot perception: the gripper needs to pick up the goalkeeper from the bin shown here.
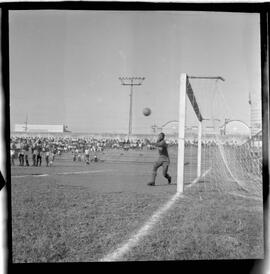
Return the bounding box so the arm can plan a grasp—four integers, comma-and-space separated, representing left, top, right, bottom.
147, 132, 172, 186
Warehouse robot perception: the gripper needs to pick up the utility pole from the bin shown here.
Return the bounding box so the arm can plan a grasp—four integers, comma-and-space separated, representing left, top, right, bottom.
224, 118, 231, 136
119, 77, 145, 137
248, 91, 253, 137
23, 113, 28, 132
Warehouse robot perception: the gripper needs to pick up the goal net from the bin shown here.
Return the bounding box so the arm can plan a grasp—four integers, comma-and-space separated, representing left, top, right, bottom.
177, 73, 262, 200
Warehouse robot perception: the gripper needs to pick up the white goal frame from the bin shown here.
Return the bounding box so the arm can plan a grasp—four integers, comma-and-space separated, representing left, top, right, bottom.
177, 73, 225, 193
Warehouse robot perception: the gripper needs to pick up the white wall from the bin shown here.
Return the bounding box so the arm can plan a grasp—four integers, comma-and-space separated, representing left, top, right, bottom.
14, 124, 64, 133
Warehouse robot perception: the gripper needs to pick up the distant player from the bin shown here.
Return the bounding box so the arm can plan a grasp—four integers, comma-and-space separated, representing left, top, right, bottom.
36, 141, 42, 166
84, 147, 90, 164
91, 155, 99, 162
24, 140, 30, 166
10, 147, 15, 166
49, 151, 54, 167
147, 132, 172, 186
45, 148, 50, 167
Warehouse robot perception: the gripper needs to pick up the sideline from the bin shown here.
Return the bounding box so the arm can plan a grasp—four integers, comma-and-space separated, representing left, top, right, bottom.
100, 168, 211, 262
11, 169, 112, 178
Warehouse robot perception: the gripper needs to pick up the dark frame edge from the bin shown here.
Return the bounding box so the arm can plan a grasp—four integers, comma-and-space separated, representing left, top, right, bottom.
1, 5, 13, 272
260, 10, 270, 272
1, 3, 269, 274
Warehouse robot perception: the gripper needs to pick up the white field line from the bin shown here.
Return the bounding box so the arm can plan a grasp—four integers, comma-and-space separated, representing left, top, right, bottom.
186, 167, 212, 188
56, 170, 112, 175
100, 192, 183, 262
100, 168, 211, 262
188, 168, 261, 202
228, 192, 262, 201
12, 174, 49, 178
34, 174, 49, 177
11, 169, 112, 178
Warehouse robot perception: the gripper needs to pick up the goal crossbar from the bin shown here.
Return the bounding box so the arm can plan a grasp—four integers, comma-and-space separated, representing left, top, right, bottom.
188, 76, 225, 81
177, 73, 262, 197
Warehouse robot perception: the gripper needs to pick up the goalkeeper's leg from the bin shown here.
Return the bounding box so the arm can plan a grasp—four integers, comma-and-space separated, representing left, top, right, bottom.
148, 160, 162, 186
162, 161, 171, 184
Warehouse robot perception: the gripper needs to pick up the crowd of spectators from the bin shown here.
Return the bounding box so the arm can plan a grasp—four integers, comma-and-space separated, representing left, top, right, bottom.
9, 134, 247, 167
9, 135, 156, 167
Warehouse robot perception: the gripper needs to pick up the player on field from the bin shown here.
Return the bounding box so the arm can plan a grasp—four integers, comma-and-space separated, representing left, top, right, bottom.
10, 141, 15, 166
84, 147, 90, 164
49, 150, 54, 167
36, 140, 42, 166
45, 146, 50, 167
24, 140, 30, 166
147, 132, 172, 186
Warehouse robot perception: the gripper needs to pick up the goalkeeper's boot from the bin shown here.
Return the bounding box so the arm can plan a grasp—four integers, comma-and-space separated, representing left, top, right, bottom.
147, 182, 155, 186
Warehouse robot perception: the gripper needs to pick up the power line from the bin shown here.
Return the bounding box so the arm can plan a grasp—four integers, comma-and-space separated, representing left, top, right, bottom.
119, 77, 145, 137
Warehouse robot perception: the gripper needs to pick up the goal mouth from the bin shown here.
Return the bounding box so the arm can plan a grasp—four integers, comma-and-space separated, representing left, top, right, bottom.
177, 73, 262, 198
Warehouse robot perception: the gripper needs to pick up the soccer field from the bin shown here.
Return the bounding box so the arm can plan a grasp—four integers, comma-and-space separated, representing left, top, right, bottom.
11, 149, 264, 262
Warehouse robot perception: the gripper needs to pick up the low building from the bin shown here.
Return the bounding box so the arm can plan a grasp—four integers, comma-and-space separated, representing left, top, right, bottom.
14, 124, 68, 133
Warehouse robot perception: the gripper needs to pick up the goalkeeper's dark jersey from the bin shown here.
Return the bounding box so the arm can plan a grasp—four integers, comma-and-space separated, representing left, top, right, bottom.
156, 140, 169, 161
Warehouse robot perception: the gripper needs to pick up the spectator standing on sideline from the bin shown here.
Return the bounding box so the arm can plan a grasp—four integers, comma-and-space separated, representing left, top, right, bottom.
24, 140, 30, 166
18, 142, 25, 166
45, 148, 50, 167
36, 141, 42, 166
32, 143, 37, 166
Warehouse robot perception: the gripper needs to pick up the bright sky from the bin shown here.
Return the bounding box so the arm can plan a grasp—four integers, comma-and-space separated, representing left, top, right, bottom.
9, 10, 261, 134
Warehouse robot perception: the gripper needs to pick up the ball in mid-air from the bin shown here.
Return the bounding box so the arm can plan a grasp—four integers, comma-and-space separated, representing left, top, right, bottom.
143, 107, 151, 116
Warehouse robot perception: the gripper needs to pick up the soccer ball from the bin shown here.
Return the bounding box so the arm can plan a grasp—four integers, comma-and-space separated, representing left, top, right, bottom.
143, 107, 151, 116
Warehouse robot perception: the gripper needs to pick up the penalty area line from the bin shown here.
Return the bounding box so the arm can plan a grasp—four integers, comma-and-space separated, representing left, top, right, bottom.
11, 169, 113, 178
12, 174, 49, 178
56, 169, 112, 175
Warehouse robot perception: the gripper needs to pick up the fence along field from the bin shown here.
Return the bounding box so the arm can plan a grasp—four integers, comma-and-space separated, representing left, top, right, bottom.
10, 75, 263, 262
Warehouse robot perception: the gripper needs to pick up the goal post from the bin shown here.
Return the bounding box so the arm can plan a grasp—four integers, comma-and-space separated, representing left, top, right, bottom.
197, 120, 202, 178
177, 73, 205, 193
177, 73, 224, 194
176, 73, 262, 199
177, 73, 187, 193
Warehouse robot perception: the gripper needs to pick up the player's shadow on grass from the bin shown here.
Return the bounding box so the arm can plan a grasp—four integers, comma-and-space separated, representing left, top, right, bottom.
152, 183, 177, 187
